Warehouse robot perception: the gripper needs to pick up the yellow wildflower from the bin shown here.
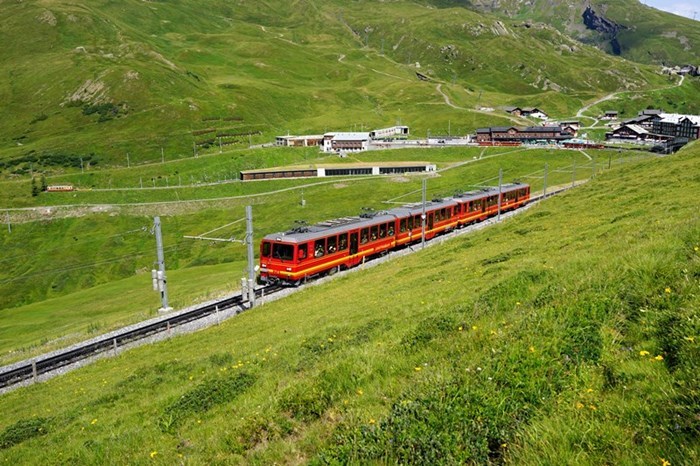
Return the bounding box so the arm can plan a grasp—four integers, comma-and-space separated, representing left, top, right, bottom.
501, 443, 508, 449
356, 389, 364, 396
369, 419, 376, 425
654, 355, 664, 361
639, 350, 650, 356
90, 419, 97, 425
458, 326, 463, 331
529, 346, 535, 353
694, 246, 699, 252
664, 287, 671, 294
472, 325, 478, 330
589, 405, 597, 411
586, 388, 594, 393
516, 301, 521, 306
414, 366, 422, 372
684, 336, 695, 342
661, 458, 671, 466
150, 451, 158, 459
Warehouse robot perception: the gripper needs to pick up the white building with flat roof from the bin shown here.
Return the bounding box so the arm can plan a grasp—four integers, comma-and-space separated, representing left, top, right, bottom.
322, 132, 371, 153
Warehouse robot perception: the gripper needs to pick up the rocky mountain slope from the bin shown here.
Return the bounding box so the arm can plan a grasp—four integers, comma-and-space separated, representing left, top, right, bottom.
442, 0, 700, 65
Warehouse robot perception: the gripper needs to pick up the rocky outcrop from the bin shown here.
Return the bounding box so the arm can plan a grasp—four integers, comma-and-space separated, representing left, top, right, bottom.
582, 6, 626, 55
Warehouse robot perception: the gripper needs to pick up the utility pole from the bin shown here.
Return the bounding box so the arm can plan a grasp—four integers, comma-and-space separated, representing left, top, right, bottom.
421, 178, 427, 249
80, 157, 84, 174
543, 163, 548, 198
497, 168, 503, 222
127, 152, 130, 168
219, 137, 223, 154
153, 216, 172, 312
161, 147, 165, 164
140, 177, 143, 189
245, 206, 256, 308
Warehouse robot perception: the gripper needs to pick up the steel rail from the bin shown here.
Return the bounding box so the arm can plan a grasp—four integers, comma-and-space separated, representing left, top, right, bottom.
0, 285, 284, 389
0, 183, 582, 390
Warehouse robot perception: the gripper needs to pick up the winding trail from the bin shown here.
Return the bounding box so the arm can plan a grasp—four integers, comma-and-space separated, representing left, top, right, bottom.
575, 74, 685, 120
435, 84, 528, 125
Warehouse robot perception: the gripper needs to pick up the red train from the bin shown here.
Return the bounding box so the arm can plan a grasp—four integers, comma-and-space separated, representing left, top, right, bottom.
259, 183, 530, 285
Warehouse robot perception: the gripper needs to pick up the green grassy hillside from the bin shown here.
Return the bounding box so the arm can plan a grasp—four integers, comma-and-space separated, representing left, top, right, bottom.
0, 0, 678, 175
0, 143, 697, 464
1, 146, 630, 362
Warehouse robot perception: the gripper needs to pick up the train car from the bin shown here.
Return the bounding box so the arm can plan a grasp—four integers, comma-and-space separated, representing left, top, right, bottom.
259, 183, 530, 285
46, 185, 75, 192
259, 212, 399, 285
452, 183, 530, 225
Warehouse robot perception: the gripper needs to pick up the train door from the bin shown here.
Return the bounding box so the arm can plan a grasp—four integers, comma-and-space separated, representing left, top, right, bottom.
427, 212, 434, 231
350, 232, 358, 255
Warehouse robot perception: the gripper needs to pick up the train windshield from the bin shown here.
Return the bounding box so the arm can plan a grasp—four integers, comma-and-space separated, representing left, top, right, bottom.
261, 241, 271, 257
272, 243, 294, 261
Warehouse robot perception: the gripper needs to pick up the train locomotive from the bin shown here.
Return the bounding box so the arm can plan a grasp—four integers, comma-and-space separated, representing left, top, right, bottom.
259, 183, 530, 285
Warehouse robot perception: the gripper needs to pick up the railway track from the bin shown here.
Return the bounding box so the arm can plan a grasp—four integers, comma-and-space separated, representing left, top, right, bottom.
0, 184, 579, 392
0, 285, 285, 390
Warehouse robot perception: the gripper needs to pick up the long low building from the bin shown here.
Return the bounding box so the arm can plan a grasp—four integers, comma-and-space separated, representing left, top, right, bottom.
240, 162, 436, 181
476, 126, 573, 143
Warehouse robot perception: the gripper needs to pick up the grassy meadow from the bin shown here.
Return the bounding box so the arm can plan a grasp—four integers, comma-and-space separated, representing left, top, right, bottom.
0, 146, 641, 364
0, 0, 679, 174
0, 140, 697, 464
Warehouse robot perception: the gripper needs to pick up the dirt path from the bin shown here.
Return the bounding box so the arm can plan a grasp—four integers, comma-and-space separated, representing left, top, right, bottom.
575, 74, 685, 119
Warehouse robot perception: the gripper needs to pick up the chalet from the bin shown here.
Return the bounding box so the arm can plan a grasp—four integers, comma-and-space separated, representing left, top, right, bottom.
559, 120, 580, 131
605, 124, 651, 141
476, 125, 572, 143
322, 132, 371, 153
504, 106, 522, 116
602, 110, 618, 120
621, 114, 657, 130
521, 107, 548, 119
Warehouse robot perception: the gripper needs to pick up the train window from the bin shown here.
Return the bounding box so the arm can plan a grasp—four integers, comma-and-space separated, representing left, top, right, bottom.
379, 224, 386, 238
442, 208, 447, 219
262, 242, 271, 257
361, 228, 369, 244
298, 244, 308, 261
400, 218, 407, 232
370, 226, 378, 241
314, 239, 326, 257
388, 222, 395, 236
328, 236, 337, 253
338, 234, 348, 251
272, 243, 294, 261
407, 216, 414, 230
414, 215, 421, 229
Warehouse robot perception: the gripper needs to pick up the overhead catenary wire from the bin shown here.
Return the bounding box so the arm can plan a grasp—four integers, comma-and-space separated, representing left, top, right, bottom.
0, 244, 184, 286
0, 226, 150, 265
